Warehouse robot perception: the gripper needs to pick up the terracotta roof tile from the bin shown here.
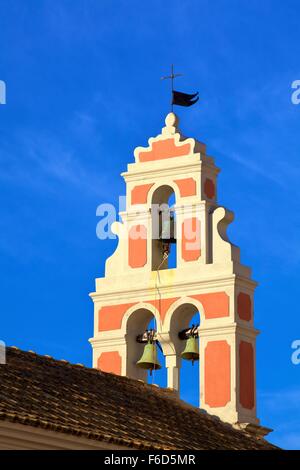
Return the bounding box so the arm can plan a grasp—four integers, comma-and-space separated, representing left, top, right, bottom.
0, 347, 277, 450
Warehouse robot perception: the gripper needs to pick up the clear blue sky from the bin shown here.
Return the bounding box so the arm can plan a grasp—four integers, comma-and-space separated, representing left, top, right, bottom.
0, 0, 300, 450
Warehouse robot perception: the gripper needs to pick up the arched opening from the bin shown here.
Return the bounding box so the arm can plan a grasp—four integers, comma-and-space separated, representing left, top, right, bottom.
151, 185, 177, 271
125, 307, 166, 385
169, 303, 201, 407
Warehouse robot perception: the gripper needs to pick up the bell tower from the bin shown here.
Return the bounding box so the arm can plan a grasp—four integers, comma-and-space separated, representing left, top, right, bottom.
90, 112, 260, 427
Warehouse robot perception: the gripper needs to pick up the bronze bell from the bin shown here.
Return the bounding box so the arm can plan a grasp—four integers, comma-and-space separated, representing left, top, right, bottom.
136, 341, 162, 375
160, 214, 176, 244
181, 336, 199, 365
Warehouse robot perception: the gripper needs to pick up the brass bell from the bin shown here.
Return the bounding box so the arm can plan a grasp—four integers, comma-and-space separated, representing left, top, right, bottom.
181, 336, 199, 365
160, 214, 176, 244
136, 341, 162, 375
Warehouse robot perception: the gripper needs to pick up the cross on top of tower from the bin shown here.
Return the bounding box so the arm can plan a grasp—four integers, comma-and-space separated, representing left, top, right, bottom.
161, 65, 183, 112
161, 64, 183, 88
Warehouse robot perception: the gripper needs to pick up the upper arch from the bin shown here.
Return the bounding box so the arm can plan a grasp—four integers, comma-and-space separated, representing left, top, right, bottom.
149, 182, 179, 207
163, 296, 204, 331
121, 302, 162, 334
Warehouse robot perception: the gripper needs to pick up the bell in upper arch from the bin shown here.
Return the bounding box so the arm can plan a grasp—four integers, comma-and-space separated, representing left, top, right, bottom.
160, 213, 176, 244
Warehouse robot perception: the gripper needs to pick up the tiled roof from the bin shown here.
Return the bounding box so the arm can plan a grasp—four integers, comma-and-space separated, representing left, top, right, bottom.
0, 347, 276, 450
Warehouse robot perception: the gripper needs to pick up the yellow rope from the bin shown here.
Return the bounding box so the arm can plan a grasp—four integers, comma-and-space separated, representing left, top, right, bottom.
151, 250, 169, 384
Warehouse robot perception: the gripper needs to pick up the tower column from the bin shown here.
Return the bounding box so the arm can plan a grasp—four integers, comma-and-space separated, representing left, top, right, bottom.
199, 324, 259, 424
165, 354, 180, 391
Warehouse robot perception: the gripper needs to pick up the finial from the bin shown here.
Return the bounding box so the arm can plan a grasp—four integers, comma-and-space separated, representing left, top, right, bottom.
165, 112, 178, 127
162, 112, 179, 136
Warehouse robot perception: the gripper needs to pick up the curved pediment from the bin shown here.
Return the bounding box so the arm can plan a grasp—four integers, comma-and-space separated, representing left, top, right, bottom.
134, 113, 206, 163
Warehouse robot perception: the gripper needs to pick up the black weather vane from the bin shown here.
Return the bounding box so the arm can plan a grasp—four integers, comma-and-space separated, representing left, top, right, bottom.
161, 64, 199, 112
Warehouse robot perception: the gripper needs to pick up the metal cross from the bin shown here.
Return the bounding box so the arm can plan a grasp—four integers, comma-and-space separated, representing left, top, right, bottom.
161, 64, 183, 112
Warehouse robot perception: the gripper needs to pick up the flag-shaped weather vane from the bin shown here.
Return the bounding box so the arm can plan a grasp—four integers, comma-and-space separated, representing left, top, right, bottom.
161, 65, 199, 112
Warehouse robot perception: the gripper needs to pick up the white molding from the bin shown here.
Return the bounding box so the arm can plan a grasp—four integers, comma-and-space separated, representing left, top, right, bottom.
90, 273, 256, 304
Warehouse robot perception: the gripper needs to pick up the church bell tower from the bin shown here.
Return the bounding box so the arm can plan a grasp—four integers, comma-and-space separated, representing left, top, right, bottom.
89, 112, 259, 427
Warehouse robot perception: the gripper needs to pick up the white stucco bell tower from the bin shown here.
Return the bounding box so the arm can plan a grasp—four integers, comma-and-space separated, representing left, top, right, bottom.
89, 112, 260, 427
